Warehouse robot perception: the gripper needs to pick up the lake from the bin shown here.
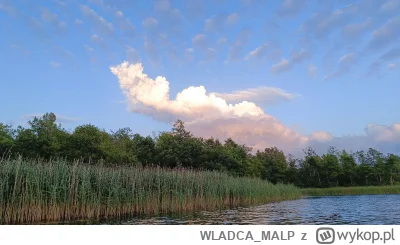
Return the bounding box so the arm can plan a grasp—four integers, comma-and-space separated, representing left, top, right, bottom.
112, 194, 400, 225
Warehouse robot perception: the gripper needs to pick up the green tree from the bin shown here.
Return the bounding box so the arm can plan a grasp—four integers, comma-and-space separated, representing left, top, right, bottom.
132, 134, 156, 166
339, 150, 358, 186
298, 147, 323, 187
0, 123, 15, 155
256, 147, 288, 184
67, 124, 108, 162
320, 152, 341, 187
285, 154, 299, 185
385, 154, 400, 185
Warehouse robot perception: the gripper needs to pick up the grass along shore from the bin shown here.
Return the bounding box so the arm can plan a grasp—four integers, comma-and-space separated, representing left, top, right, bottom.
0, 157, 301, 224
302, 185, 400, 196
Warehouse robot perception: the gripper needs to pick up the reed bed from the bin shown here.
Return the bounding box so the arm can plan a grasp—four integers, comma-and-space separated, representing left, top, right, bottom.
0, 157, 301, 224
302, 185, 400, 196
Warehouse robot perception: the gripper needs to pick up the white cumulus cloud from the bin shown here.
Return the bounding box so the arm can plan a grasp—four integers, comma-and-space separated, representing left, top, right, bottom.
110, 62, 400, 155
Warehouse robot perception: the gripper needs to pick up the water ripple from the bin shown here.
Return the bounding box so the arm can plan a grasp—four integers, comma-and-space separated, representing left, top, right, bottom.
118, 194, 400, 225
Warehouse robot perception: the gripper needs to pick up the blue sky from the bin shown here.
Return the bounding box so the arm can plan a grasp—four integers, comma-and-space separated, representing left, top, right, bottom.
1, 0, 399, 155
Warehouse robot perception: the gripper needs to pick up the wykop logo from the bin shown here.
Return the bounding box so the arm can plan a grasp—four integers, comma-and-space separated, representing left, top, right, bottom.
316, 227, 336, 244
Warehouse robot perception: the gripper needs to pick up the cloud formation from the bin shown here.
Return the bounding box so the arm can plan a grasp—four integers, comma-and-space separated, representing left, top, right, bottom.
110, 62, 400, 155
109, 62, 327, 153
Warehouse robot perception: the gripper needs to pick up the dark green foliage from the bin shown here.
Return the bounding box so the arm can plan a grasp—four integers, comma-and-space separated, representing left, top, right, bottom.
2, 112, 400, 187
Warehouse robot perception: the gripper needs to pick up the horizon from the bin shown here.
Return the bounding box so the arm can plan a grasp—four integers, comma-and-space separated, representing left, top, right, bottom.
1, 0, 399, 156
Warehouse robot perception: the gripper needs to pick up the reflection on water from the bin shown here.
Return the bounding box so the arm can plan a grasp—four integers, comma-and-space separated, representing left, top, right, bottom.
114, 194, 400, 225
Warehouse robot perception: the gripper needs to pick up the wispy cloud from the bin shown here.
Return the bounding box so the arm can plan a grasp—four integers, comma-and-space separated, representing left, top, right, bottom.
276, 0, 308, 18
114, 10, 136, 38
91, 34, 108, 50
22, 113, 80, 123
49, 61, 61, 68
144, 38, 161, 66
308, 64, 317, 78
342, 18, 373, 40
40, 7, 67, 32
228, 28, 251, 61
324, 52, 358, 80
271, 58, 292, 73
367, 16, 400, 50
212, 87, 299, 105
192, 34, 208, 49
80, 5, 115, 37
0, 3, 17, 17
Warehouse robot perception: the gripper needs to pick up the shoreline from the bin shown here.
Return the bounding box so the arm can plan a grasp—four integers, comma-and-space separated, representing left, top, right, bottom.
301, 186, 400, 196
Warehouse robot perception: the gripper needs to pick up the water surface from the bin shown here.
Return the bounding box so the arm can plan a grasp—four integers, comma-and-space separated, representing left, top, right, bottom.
114, 194, 400, 225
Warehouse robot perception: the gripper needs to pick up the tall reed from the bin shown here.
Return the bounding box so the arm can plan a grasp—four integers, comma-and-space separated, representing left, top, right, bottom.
0, 157, 301, 224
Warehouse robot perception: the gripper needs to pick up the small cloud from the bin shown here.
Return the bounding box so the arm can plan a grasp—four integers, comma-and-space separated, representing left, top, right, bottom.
84, 44, 97, 63
245, 42, 269, 60
204, 14, 225, 32
308, 64, 317, 78
115, 10, 124, 17
339, 52, 357, 66
271, 58, 292, 73
388, 63, 396, 69
184, 48, 195, 62
290, 48, 311, 63
75, 18, 83, 25
50, 61, 61, 68
204, 48, 217, 62
142, 17, 158, 29
192, 34, 207, 49
91, 34, 108, 49
226, 13, 239, 24
217, 37, 227, 45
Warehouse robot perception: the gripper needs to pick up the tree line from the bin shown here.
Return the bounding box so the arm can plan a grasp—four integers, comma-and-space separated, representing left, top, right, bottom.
1, 113, 400, 187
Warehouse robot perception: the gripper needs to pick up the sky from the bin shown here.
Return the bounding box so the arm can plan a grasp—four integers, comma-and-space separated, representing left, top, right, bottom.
1, 0, 399, 156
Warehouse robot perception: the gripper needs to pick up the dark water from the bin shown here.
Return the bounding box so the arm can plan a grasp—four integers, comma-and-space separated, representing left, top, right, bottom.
115, 195, 400, 225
